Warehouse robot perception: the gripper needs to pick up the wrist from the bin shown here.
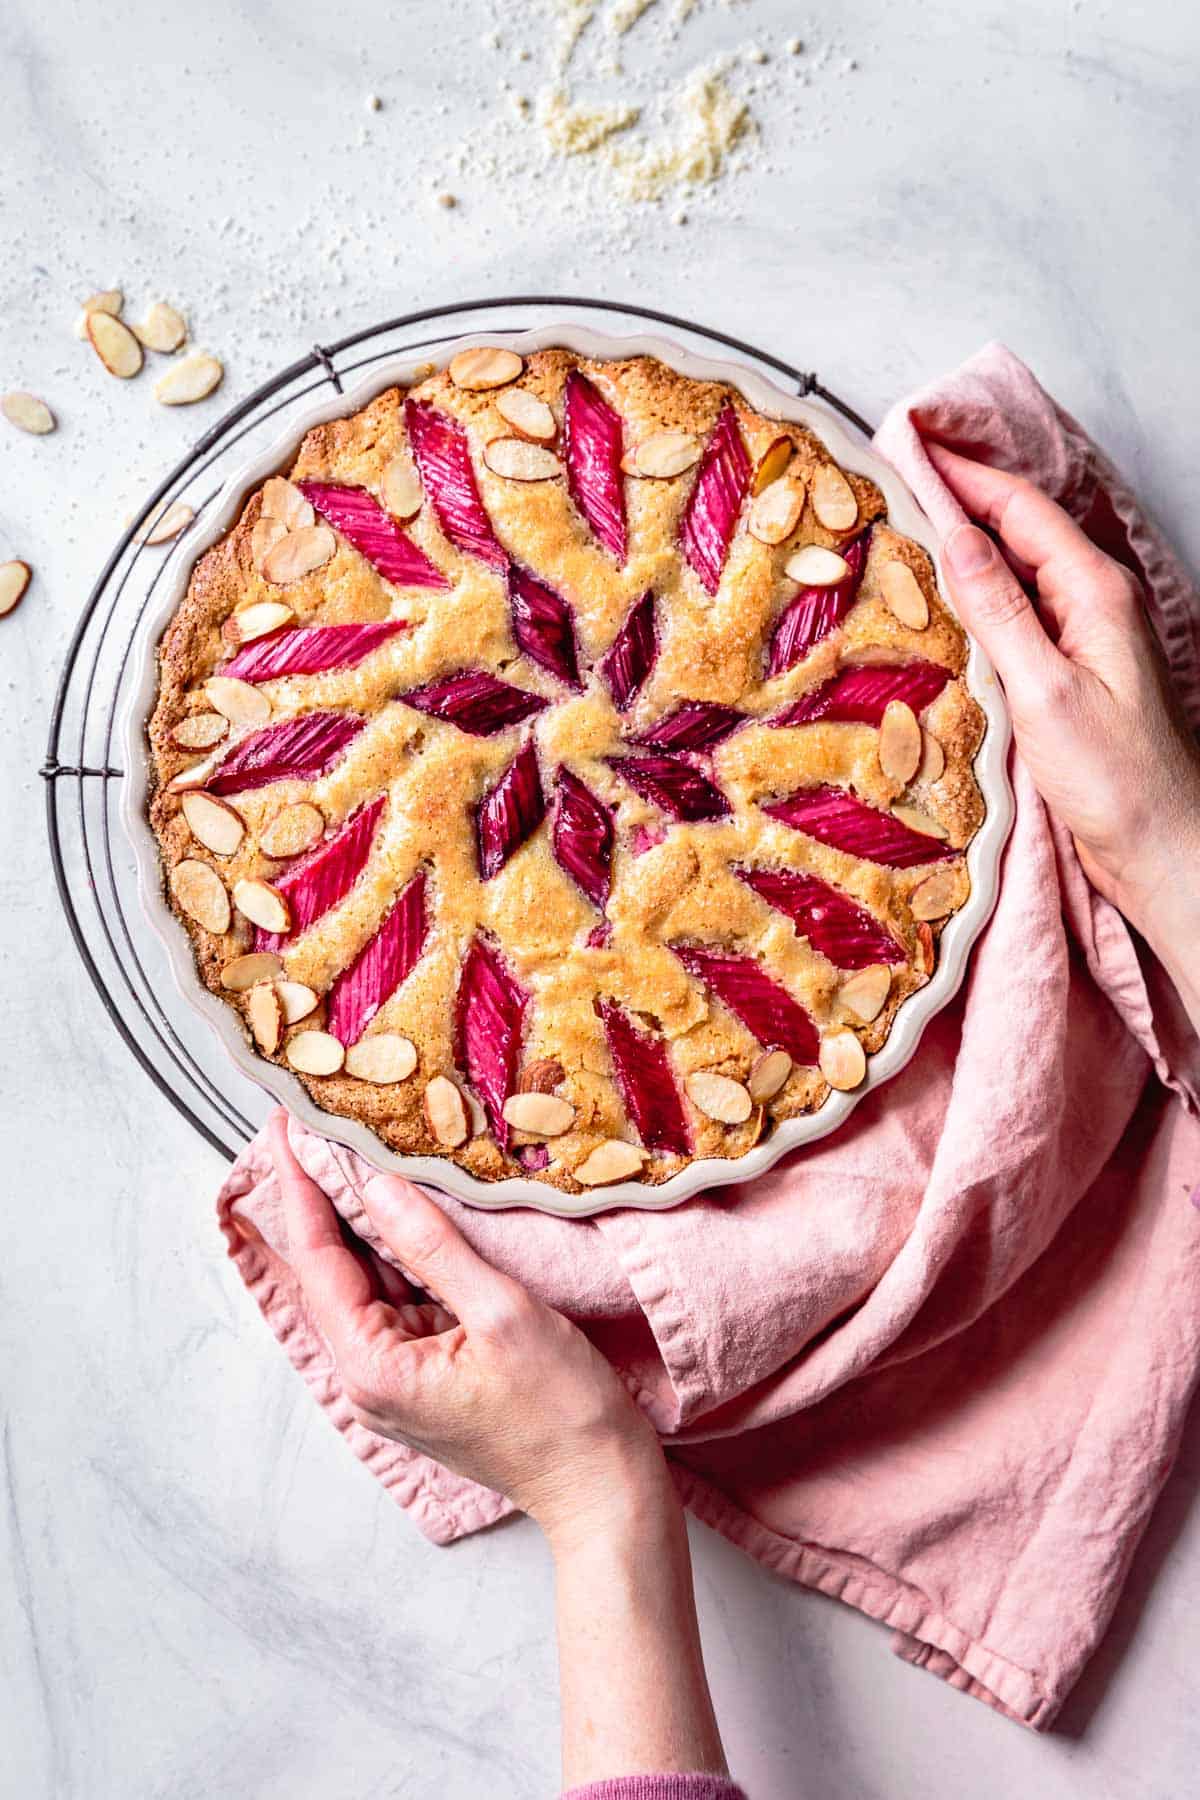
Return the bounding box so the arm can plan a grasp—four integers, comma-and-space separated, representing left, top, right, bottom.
539, 1436, 678, 1561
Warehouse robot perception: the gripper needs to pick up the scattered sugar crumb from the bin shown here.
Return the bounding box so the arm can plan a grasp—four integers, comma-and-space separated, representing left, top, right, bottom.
607, 0, 658, 33
365, 93, 382, 112
552, 0, 597, 72
539, 87, 641, 155
786, 37, 803, 54
744, 43, 768, 64
436, 191, 458, 209
613, 61, 751, 200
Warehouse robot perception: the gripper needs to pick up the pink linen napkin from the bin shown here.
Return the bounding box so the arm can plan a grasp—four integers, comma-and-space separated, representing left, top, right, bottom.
216, 344, 1200, 1730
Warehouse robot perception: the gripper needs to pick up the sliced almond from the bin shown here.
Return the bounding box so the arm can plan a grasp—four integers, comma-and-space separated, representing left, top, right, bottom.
0, 561, 33, 618
134, 500, 194, 546
911, 866, 961, 922
879, 699, 921, 784
2, 392, 56, 435
751, 435, 793, 495
502, 1092, 576, 1137
520, 1057, 565, 1093
171, 711, 228, 751
685, 1071, 753, 1125
170, 858, 230, 934
247, 982, 283, 1055
880, 561, 930, 629
223, 600, 296, 646
424, 1075, 470, 1146
232, 878, 291, 934
260, 477, 315, 531
784, 544, 850, 587
73, 289, 123, 339
166, 751, 222, 792
380, 457, 423, 521
891, 803, 949, 842
220, 951, 284, 992
574, 1139, 648, 1186
448, 345, 523, 391
919, 734, 946, 785
747, 1048, 792, 1103
482, 437, 562, 481
260, 802, 324, 858
154, 352, 223, 405
132, 302, 187, 353
820, 1029, 867, 1091
916, 920, 935, 976
86, 310, 143, 379
286, 1030, 346, 1076
839, 964, 891, 1024
494, 387, 556, 443
181, 791, 245, 858
628, 431, 702, 478
204, 675, 272, 725
344, 1033, 418, 1083
748, 476, 806, 546
276, 981, 319, 1025
810, 462, 858, 532
251, 516, 288, 568
260, 524, 337, 585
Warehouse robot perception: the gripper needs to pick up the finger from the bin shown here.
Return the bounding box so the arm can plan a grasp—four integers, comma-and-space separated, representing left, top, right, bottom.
941, 521, 1070, 696
268, 1110, 377, 1355
359, 1171, 531, 1328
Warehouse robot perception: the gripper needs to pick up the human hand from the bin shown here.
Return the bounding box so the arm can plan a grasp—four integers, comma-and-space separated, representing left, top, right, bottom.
267, 1111, 667, 1546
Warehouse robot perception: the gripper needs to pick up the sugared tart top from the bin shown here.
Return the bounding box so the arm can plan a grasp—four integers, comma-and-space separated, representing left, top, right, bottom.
148, 347, 985, 1192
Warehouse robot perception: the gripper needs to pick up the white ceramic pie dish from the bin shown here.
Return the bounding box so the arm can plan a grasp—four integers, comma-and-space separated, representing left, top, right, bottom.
121, 323, 1014, 1218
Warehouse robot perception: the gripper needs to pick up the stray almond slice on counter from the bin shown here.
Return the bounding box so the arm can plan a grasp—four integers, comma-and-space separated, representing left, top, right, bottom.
220, 950, 284, 991
0, 561, 33, 618
891, 803, 949, 841
748, 476, 806, 546
181, 790, 245, 858
247, 982, 283, 1055
260, 524, 336, 585
251, 516, 288, 567
2, 392, 56, 435
223, 599, 296, 646
232, 878, 291, 934
155, 352, 223, 405
879, 699, 921, 784
73, 289, 123, 339
917, 730, 945, 782
502, 1092, 575, 1137
916, 920, 935, 976
87, 310, 143, 379
839, 964, 892, 1024
494, 387, 556, 443
204, 674, 271, 725
170, 858, 231, 933
520, 1057, 565, 1093
685, 1071, 754, 1125
751, 435, 793, 495
448, 345, 523, 391
880, 561, 930, 629
574, 1140, 647, 1187
425, 1075, 470, 1146
911, 866, 961, 921
132, 302, 187, 353
748, 1048, 793, 1103
627, 431, 702, 478
380, 456, 423, 521
276, 981, 319, 1024
345, 1033, 418, 1083
133, 500, 194, 545
286, 1030, 345, 1076
784, 544, 849, 587
819, 1029, 867, 1091
810, 462, 859, 532
260, 477, 315, 531
171, 711, 228, 751
483, 437, 562, 481
260, 802, 324, 858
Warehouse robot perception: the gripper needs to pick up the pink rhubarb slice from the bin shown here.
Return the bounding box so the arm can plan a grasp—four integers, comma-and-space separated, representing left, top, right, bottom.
563, 369, 627, 562
763, 783, 957, 868
735, 866, 904, 968
766, 530, 870, 678
771, 659, 951, 728
599, 589, 657, 713
597, 998, 690, 1156
507, 562, 583, 691
398, 669, 549, 736
607, 751, 730, 822
679, 400, 752, 594
476, 739, 546, 879
296, 480, 449, 590
455, 935, 529, 1150
633, 701, 745, 753
205, 710, 363, 795
671, 945, 819, 1065
256, 793, 386, 950
327, 869, 429, 1045
222, 621, 408, 683
552, 766, 614, 910
404, 399, 506, 569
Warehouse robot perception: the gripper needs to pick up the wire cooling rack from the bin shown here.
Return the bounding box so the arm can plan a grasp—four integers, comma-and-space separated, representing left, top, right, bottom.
43, 295, 876, 1163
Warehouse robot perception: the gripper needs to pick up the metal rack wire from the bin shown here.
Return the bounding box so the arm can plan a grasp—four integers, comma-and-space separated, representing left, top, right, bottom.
43, 295, 875, 1163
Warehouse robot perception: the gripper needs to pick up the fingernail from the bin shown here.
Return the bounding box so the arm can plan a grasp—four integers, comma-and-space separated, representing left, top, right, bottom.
944, 524, 996, 577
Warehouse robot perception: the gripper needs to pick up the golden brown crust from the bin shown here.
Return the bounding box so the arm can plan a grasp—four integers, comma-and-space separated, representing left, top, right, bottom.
147, 349, 987, 1192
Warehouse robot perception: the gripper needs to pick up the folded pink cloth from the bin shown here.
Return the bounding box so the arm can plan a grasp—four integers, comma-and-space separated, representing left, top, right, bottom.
217, 344, 1200, 1731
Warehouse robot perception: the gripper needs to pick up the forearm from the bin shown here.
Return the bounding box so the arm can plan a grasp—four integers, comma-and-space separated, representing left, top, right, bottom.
549, 1452, 727, 1791
1116, 813, 1200, 1039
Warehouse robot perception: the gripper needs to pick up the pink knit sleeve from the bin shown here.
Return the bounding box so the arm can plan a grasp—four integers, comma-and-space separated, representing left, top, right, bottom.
561, 1776, 747, 1800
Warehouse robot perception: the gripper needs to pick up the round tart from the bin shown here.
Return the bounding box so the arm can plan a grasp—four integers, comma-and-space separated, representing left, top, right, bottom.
147, 348, 985, 1192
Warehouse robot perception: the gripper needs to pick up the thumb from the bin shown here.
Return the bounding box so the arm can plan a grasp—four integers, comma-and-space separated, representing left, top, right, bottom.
358, 1171, 525, 1326
942, 522, 1065, 694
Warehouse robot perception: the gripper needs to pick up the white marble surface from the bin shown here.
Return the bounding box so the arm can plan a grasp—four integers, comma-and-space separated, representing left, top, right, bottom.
3, 1, 1199, 1794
